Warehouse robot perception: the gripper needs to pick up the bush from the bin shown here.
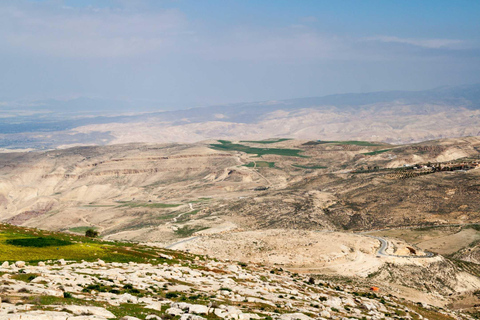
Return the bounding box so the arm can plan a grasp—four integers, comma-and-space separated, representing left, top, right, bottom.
85, 228, 99, 238
166, 292, 179, 299
63, 292, 72, 298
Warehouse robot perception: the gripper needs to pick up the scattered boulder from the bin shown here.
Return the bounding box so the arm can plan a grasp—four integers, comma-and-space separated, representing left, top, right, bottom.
188, 304, 209, 314
166, 307, 184, 316
279, 313, 313, 320
180, 315, 206, 320
63, 305, 116, 318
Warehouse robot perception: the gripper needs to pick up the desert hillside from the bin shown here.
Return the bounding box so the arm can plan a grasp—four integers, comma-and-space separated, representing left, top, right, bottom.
2, 138, 480, 315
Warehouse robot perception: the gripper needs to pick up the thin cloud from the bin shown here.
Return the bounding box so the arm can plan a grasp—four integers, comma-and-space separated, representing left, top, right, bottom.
0, 2, 188, 58
364, 36, 464, 49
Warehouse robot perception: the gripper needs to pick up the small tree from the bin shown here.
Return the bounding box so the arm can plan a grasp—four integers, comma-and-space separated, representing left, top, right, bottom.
85, 228, 98, 238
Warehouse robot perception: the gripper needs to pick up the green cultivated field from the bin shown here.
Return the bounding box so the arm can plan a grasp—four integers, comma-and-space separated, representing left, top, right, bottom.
362, 149, 393, 156
210, 140, 305, 157
240, 138, 291, 144
243, 161, 275, 168
292, 164, 327, 169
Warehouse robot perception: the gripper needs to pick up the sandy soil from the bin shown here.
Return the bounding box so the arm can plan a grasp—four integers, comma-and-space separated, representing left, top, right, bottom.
416, 228, 480, 254
173, 229, 384, 277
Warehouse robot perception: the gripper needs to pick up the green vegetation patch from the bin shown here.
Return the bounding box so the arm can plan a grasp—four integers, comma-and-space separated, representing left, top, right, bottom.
189, 197, 212, 203
209, 140, 305, 157
6, 237, 72, 248
177, 210, 200, 223
240, 138, 291, 144
362, 149, 393, 156
0, 224, 195, 264
292, 164, 327, 169
81, 204, 115, 208
68, 226, 97, 234
243, 161, 275, 168
118, 202, 182, 209
175, 225, 209, 237
12, 273, 40, 282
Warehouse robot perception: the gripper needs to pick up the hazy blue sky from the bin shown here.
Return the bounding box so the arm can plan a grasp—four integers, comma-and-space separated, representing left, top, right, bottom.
1, 0, 479, 108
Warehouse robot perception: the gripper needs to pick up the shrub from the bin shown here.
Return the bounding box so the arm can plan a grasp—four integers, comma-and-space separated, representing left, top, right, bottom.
63, 292, 72, 298
85, 229, 99, 238
166, 292, 179, 299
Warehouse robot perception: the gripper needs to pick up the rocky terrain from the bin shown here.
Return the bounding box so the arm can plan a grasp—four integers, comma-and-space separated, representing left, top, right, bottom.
1, 137, 480, 241
0, 236, 475, 320
1, 138, 480, 317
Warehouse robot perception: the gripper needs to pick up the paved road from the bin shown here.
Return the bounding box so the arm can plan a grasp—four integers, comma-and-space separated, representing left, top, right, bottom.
165, 236, 200, 249
365, 235, 434, 258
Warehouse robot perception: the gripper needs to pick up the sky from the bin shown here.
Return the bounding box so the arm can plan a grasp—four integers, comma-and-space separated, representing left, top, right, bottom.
0, 0, 479, 109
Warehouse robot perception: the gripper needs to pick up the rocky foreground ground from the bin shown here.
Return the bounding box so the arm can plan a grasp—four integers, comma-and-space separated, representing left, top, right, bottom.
0, 255, 473, 320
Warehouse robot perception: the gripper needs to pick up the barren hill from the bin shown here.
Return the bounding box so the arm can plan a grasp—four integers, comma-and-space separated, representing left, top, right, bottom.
1, 137, 480, 239
2, 138, 480, 312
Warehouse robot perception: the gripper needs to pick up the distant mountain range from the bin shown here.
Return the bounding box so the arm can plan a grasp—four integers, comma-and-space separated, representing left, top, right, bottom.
0, 84, 479, 149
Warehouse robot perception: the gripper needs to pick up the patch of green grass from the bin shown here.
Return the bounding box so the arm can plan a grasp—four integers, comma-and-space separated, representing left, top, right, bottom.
0, 224, 193, 264
292, 164, 327, 169
6, 237, 72, 248
177, 210, 200, 223
243, 161, 275, 168
362, 149, 393, 156
68, 226, 97, 234
119, 202, 182, 209
240, 138, 291, 144
174, 225, 209, 237
11, 273, 40, 282
107, 303, 165, 319
189, 197, 213, 203
28, 295, 167, 319
209, 140, 306, 157
81, 204, 115, 208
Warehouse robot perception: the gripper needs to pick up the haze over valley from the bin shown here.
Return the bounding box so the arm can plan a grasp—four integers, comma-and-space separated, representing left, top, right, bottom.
1, 84, 480, 149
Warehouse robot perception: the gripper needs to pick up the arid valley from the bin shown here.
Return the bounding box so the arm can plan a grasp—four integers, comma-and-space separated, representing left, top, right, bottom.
2, 137, 480, 318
